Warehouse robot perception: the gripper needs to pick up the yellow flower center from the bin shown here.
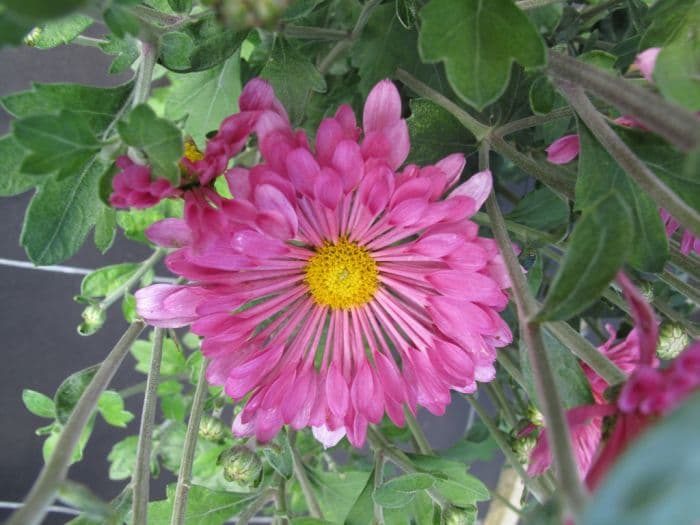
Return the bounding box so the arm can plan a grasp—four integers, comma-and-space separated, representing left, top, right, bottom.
183, 138, 204, 162
305, 238, 379, 309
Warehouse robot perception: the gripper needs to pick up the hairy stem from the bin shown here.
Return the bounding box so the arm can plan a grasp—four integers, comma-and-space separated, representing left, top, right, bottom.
273, 475, 289, 525
495, 106, 573, 137
132, 328, 164, 524
170, 359, 209, 525
235, 489, 277, 525
7, 321, 145, 525
373, 450, 385, 525
288, 430, 323, 519
404, 410, 433, 455
516, 0, 564, 9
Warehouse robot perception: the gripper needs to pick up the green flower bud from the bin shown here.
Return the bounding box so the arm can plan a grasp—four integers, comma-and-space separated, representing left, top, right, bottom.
217, 445, 262, 487
77, 305, 106, 336
657, 323, 689, 360
442, 504, 477, 525
527, 405, 544, 427
511, 433, 537, 464
199, 415, 228, 442
218, 0, 290, 30
23, 27, 42, 46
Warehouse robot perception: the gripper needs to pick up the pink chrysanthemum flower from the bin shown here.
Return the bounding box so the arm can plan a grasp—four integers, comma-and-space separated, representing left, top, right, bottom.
109, 156, 180, 209
135, 78, 513, 447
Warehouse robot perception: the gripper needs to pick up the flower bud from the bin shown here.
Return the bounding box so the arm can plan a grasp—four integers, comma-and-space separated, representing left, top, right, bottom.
23, 27, 42, 46
511, 432, 537, 464
527, 405, 544, 427
657, 323, 689, 360
199, 414, 227, 442
77, 305, 106, 336
442, 504, 476, 525
638, 281, 655, 303
217, 0, 290, 30
217, 445, 262, 487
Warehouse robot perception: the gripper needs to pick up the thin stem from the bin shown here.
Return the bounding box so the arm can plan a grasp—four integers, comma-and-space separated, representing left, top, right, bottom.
495, 106, 573, 136
580, 0, 626, 20
653, 298, 700, 339
404, 410, 433, 455
497, 350, 527, 391
170, 359, 209, 525
559, 83, 700, 237
234, 489, 276, 525
485, 383, 518, 429
464, 396, 549, 502
516, 0, 564, 9
373, 451, 385, 525
273, 475, 289, 525
133, 39, 158, 107
132, 328, 165, 525
670, 247, 700, 284
548, 52, 700, 152
7, 321, 145, 525
288, 430, 323, 519
98, 248, 166, 311
484, 144, 587, 516
72, 35, 109, 47
660, 268, 700, 306
473, 211, 559, 244
395, 68, 490, 140
282, 24, 349, 41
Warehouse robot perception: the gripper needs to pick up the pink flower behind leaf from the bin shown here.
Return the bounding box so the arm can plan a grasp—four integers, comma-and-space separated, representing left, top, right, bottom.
545, 134, 580, 164
135, 78, 513, 448
634, 47, 661, 83
660, 209, 700, 255
108, 156, 179, 209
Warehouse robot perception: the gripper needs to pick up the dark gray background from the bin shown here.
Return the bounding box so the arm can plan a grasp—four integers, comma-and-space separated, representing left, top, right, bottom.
0, 41, 498, 523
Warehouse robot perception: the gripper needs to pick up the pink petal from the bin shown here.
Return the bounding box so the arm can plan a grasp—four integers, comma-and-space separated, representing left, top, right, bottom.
634, 47, 661, 83
145, 218, 192, 248
436, 153, 466, 188
286, 147, 320, 196
546, 135, 580, 164
449, 169, 492, 210
135, 284, 208, 327
312, 424, 346, 449
363, 79, 402, 132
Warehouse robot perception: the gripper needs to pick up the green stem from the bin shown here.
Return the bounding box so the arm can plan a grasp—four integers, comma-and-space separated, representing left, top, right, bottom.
72, 35, 108, 47
7, 321, 145, 525
496, 350, 527, 391
516, 0, 564, 9
653, 297, 700, 339
133, 39, 158, 106
404, 410, 433, 455
473, 211, 559, 244
98, 248, 166, 311
670, 247, 700, 284
558, 83, 700, 237
660, 268, 700, 306
132, 328, 165, 525
373, 451, 385, 525
485, 383, 518, 429
282, 24, 349, 40
288, 430, 323, 519
235, 489, 277, 525
463, 396, 549, 502
170, 359, 209, 525
273, 475, 289, 525
483, 145, 587, 516
548, 52, 700, 152
495, 106, 573, 137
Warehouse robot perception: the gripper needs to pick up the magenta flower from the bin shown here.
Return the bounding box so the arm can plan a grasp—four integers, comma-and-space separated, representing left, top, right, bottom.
660, 209, 700, 255
545, 134, 580, 165
634, 47, 661, 83
135, 78, 513, 448
109, 156, 180, 209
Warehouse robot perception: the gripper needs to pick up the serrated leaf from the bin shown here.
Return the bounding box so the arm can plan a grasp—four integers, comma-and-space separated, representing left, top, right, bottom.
165, 52, 241, 145
108, 436, 138, 480
20, 156, 109, 265
506, 187, 569, 232
118, 104, 183, 183
0, 134, 33, 196
97, 391, 134, 427
80, 262, 139, 299
103, 4, 139, 38
99, 34, 139, 74
32, 14, 92, 48
54, 365, 99, 425
537, 192, 633, 321
43, 419, 94, 464
406, 99, 475, 165
22, 389, 55, 418
581, 392, 700, 525
13, 110, 100, 178
261, 433, 293, 479
418, 0, 546, 109
406, 454, 490, 504
373, 473, 436, 508
350, 3, 444, 96
260, 36, 326, 125
576, 122, 669, 272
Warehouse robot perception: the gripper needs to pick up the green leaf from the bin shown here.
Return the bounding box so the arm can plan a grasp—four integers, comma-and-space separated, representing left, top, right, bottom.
22, 389, 55, 418
103, 4, 140, 38
158, 14, 247, 73
94, 206, 116, 253
80, 262, 139, 299
2, 81, 133, 133
43, 418, 94, 464
406, 455, 490, 504
118, 104, 183, 183
537, 192, 633, 321
350, 3, 444, 97
147, 485, 258, 525
168, 0, 192, 13
97, 391, 134, 427
0, 8, 36, 48
165, 52, 242, 145
31, 14, 92, 48
506, 187, 569, 232
345, 469, 376, 525
116, 198, 184, 244
406, 99, 475, 165
131, 335, 187, 376
441, 421, 498, 464
260, 37, 326, 125
54, 365, 99, 425
418, 0, 546, 109
57, 480, 113, 520
581, 392, 700, 525
107, 436, 138, 480
520, 328, 594, 409
122, 293, 137, 322
99, 34, 139, 74
0, 134, 33, 196
308, 469, 372, 523
373, 473, 436, 508
20, 157, 110, 265
13, 110, 100, 178
529, 76, 558, 115
2, 0, 87, 21
290, 519, 334, 525
576, 122, 669, 272
261, 433, 294, 479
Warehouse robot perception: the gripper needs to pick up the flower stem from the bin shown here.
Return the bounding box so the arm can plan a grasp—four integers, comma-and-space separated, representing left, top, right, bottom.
373, 450, 385, 525
660, 268, 700, 306
98, 248, 166, 311
72, 35, 109, 47
494, 106, 573, 137
516, 0, 564, 9
132, 327, 164, 525
235, 489, 277, 525
670, 247, 700, 284
496, 350, 527, 391
485, 383, 518, 429
482, 145, 587, 516
558, 82, 700, 237
6, 321, 145, 525
547, 52, 700, 152
282, 24, 349, 41
273, 475, 289, 525
404, 410, 433, 455
170, 358, 209, 525
133, 39, 158, 107
288, 430, 323, 519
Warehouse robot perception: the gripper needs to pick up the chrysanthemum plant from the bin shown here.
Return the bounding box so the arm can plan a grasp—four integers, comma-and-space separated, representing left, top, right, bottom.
3, 0, 700, 524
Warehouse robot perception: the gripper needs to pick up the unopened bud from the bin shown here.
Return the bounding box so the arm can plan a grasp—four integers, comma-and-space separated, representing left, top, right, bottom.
639, 281, 655, 303
199, 414, 227, 442
512, 433, 537, 464
657, 323, 689, 360
24, 27, 42, 46
527, 405, 544, 427
219, 0, 290, 29
77, 305, 106, 336
442, 504, 476, 525
217, 445, 262, 487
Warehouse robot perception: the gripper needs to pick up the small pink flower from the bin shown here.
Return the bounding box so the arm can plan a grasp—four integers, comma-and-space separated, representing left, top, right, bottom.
108, 156, 180, 209
660, 209, 700, 255
545, 134, 580, 164
634, 47, 661, 83
136, 78, 513, 448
